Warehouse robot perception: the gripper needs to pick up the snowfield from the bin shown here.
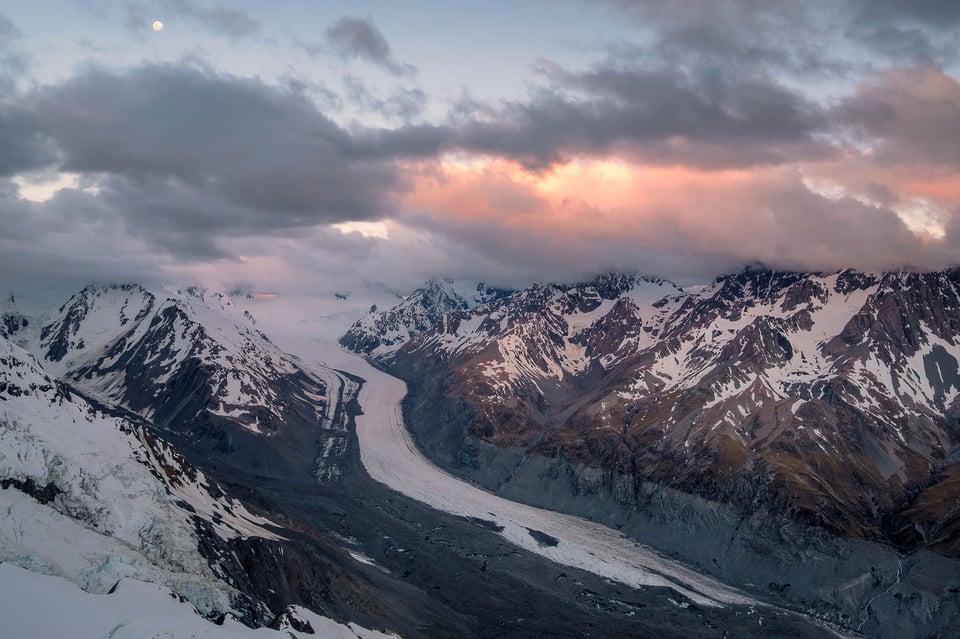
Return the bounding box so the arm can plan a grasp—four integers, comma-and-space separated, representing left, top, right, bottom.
0, 322, 399, 638
0, 562, 397, 639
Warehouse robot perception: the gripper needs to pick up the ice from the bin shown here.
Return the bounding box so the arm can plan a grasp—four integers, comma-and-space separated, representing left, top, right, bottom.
0, 563, 396, 639
0, 336, 280, 618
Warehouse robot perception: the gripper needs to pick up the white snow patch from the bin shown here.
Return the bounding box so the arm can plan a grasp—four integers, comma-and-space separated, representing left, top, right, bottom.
0, 562, 398, 639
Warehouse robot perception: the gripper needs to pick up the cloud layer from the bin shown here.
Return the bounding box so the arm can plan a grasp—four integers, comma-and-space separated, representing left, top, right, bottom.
3, 5, 960, 297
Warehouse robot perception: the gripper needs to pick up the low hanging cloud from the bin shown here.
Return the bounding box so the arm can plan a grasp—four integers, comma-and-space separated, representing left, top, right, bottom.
835, 64, 960, 169
0, 183, 173, 292
324, 17, 416, 77
399, 158, 956, 282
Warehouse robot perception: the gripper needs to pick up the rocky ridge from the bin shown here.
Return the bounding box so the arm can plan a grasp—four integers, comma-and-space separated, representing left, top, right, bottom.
342, 268, 960, 637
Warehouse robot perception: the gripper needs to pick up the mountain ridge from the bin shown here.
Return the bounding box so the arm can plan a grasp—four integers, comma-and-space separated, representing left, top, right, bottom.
342, 266, 960, 552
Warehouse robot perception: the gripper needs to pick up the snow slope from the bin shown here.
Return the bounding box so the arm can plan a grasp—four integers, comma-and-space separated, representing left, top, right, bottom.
0, 335, 277, 617
0, 562, 397, 639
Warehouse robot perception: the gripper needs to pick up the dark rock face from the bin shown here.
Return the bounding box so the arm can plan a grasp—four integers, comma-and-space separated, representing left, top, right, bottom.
0, 311, 28, 339
0, 477, 62, 504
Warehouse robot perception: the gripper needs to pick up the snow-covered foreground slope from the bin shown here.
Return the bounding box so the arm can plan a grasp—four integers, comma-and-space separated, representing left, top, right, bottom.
0, 302, 405, 637
0, 336, 278, 616
0, 563, 396, 639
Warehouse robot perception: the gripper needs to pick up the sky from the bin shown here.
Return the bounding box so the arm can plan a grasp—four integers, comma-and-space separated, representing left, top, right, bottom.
2, 0, 960, 301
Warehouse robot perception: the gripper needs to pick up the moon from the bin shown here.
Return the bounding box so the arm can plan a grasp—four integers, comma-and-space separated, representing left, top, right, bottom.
152, 20, 164, 32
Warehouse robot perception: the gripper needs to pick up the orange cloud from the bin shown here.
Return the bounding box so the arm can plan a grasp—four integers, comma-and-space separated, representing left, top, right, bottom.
405, 156, 789, 243
400, 153, 957, 275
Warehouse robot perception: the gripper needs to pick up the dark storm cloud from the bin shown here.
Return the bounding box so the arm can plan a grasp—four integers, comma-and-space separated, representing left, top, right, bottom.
359, 62, 830, 169
4, 63, 403, 256
324, 17, 416, 77
0, 112, 54, 177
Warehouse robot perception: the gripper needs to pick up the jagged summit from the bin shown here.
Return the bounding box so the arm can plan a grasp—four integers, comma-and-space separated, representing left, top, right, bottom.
339, 277, 513, 356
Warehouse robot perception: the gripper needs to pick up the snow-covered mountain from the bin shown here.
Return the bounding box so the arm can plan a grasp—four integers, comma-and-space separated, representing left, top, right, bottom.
0, 334, 277, 621
0, 284, 402, 636
9, 284, 331, 436
342, 268, 960, 554
2, 283, 361, 479
340, 278, 511, 358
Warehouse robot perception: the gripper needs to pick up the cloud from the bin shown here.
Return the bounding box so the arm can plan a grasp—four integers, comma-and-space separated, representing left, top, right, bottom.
0, 11, 19, 39
4, 63, 404, 257
324, 17, 416, 77
398, 158, 959, 282
359, 61, 831, 170
845, 1, 960, 64
594, 0, 851, 77
0, 183, 172, 292
0, 110, 54, 177
3, 8, 960, 300
122, 1, 260, 38
342, 75, 425, 122
598, 0, 960, 69
835, 64, 960, 168
0, 11, 29, 93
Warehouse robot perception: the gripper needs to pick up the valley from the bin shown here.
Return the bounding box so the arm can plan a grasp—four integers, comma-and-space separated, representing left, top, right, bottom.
1, 273, 959, 637
0, 282, 838, 638
343, 269, 960, 638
